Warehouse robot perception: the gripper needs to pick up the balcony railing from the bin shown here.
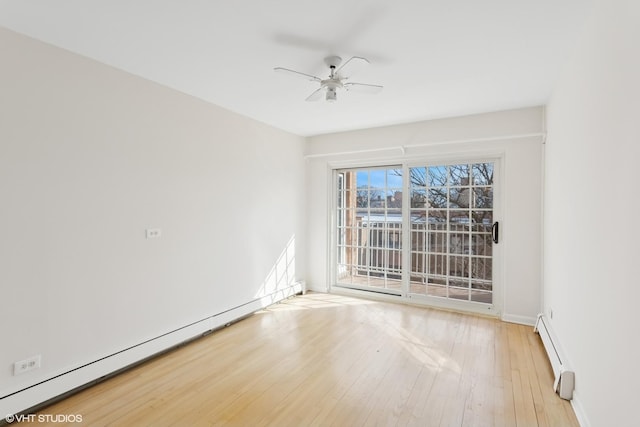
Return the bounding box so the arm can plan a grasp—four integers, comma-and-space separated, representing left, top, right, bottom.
338, 217, 492, 290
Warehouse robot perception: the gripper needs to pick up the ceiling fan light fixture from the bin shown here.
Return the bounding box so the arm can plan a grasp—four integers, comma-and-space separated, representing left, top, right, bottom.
326, 87, 337, 102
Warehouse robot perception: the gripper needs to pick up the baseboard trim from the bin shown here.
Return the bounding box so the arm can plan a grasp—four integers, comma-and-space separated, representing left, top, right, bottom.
501, 313, 537, 326
0, 284, 301, 418
570, 390, 591, 427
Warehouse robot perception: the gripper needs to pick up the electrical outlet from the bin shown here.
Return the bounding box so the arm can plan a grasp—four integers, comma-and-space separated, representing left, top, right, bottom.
146, 228, 162, 239
13, 355, 41, 376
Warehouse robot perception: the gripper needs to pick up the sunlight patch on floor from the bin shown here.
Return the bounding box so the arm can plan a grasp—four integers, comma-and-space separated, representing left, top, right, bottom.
263, 292, 378, 311
259, 292, 459, 374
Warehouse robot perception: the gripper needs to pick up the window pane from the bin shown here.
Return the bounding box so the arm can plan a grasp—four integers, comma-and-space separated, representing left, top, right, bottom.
449, 211, 469, 231
409, 167, 427, 188
428, 166, 447, 187
472, 211, 492, 232
471, 280, 492, 291
428, 189, 447, 208
427, 277, 447, 298
472, 163, 493, 186
428, 210, 447, 230
370, 170, 385, 189
428, 232, 447, 254
449, 279, 470, 300
387, 169, 403, 189
449, 187, 470, 208
473, 188, 493, 208
449, 164, 470, 186
449, 233, 469, 254
411, 189, 427, 208
449, 256, 468, 278
471, 291, 492, 303
410, 252, 426, 275
410, 275, 427, 294
429, 254, 446, 275
355, 170, 368, 187
471, 257, 492, 281
471, 234, 493, 256
386, 190, 402, 209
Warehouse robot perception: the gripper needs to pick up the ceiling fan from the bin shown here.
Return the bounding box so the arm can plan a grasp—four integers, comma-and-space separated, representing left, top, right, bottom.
274, 55, 383, 103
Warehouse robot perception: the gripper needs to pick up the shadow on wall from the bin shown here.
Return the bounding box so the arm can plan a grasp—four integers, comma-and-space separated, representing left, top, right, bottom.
254, 235, 297, 305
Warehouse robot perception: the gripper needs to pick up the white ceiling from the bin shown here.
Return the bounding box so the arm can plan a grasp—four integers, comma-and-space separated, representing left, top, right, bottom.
0, 0, 593, 136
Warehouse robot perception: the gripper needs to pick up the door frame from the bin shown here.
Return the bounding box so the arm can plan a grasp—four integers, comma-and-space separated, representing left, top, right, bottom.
328, 152, 505, 317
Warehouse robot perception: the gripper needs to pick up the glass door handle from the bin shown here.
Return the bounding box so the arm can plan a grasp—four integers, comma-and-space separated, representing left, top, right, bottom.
492, 221, 499, 244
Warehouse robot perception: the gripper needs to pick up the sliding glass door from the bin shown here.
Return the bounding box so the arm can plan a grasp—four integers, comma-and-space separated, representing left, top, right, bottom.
335, 166, 403, 294
407, 162, 495, 304
334, 160, 498, 309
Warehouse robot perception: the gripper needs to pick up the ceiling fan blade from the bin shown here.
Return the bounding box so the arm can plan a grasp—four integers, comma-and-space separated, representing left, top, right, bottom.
274, 67, 322, 82
336, 56, 369, 78
344, 82, 383, 94
305, 87, 324, 102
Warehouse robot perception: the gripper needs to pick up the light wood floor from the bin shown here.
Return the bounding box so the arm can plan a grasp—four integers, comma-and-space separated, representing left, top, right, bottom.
29, 293, 578, 426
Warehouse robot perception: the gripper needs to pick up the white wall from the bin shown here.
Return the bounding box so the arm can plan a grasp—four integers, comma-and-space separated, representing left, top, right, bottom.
0, 28, 306, 414
306, 107, 544, 324
544, 0, 640, 425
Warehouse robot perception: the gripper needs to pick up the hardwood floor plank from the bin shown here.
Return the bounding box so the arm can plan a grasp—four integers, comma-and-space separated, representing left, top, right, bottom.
511, 324, 543, 426
526, 328, 580, 427
27, 293, 579, 426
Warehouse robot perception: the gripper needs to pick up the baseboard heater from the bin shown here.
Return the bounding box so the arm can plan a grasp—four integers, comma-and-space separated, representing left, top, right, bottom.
0, 283, 304, 418
534, 314, 574, 400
